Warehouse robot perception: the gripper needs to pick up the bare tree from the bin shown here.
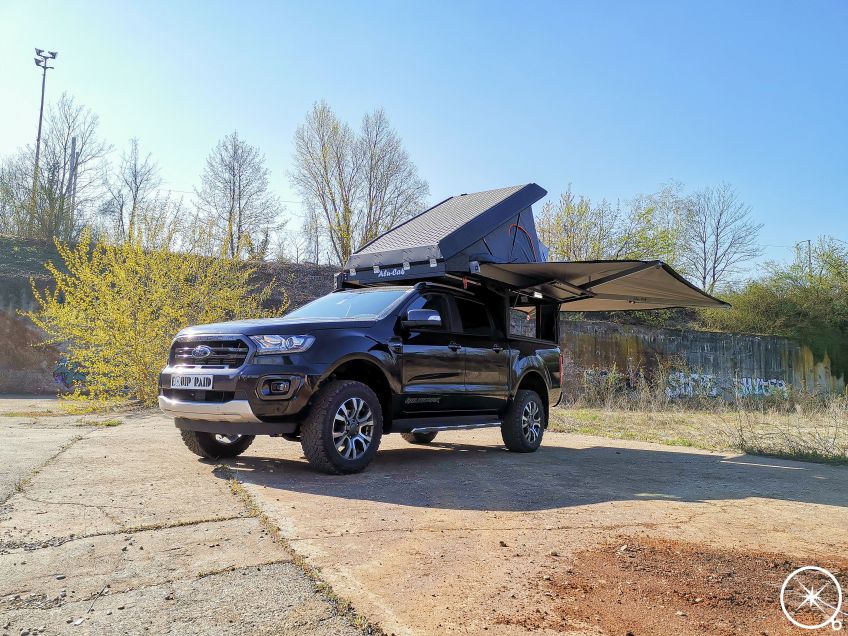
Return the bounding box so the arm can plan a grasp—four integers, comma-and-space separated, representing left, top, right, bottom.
195, 132, 283, 259
291, 101, 428, 264
357, 108, 428, 245
0, 93, 109, 241
101, 138, 161, 241
682, 183, 763, 293
290, 102, 360, 263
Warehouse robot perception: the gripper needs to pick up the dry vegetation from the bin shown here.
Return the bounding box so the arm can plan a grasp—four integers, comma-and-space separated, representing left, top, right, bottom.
553, 365, 848, 465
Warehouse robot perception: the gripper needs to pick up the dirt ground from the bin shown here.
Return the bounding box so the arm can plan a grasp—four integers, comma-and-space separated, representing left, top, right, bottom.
3, 398, 847, 635
502, 537, 848, 635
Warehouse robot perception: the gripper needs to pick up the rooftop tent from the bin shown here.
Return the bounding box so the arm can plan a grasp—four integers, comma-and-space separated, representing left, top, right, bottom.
340, 184, 728, 311
344, 184, 547, 283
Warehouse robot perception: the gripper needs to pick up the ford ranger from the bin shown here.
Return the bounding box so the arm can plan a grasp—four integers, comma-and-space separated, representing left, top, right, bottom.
159, 281, 562, 474
159, 183, 726, 474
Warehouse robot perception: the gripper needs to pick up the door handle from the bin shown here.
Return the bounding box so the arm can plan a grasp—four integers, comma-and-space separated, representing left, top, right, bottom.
448, 342, 462, 352
492, 344, 503, 353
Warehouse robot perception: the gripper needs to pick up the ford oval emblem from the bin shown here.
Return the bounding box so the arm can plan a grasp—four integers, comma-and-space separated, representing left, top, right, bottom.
191, 345, 213, 360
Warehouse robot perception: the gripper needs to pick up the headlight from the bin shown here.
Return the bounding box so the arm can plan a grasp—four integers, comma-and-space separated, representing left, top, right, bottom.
249, 334, 315, 354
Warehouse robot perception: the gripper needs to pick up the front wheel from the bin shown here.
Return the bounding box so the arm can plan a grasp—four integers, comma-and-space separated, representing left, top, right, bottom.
500, 390, 545, 452
300, 380, 383, 474
180, 429, 255, 459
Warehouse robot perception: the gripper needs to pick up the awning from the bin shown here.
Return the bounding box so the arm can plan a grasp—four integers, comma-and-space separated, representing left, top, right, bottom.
479, 260, 729, 311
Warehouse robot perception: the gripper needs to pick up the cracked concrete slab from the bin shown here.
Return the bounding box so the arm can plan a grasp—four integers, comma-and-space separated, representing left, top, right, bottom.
0, 424, 82, 504
225, 429, 848, 636
0, 413, 247, 548
2, 562, 358, 636
0, 517, 286, 603
0, 403, 365, 636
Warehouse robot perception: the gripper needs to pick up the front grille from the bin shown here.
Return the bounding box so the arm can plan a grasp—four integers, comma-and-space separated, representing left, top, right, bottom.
170, 336, 250, 369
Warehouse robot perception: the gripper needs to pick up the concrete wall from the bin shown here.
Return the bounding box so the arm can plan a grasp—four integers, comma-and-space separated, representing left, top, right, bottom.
561, 319, 845, 399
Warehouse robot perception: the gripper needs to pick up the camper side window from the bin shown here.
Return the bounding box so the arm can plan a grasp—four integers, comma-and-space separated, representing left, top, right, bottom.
509, 304, 557, 342
510, 307, 538, 339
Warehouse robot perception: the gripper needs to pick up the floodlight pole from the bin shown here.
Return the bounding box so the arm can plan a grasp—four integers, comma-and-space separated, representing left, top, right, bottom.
31, 48, 58, 218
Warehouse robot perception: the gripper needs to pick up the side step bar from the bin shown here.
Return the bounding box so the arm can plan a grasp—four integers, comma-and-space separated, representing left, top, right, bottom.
410, 421, 501, 435
392, 414, 502, 434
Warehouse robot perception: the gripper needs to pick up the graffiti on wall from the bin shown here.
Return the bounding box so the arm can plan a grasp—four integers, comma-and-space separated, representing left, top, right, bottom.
665, 372, 725, 398
735, 376, 789, 398
665, 372, 789, 399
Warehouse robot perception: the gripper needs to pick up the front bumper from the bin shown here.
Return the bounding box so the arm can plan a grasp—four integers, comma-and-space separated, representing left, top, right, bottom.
158, 359, 329, 434
158, 396, 261, 423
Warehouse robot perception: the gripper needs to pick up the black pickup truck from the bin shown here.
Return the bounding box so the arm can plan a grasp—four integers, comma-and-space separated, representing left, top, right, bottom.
159, 184, 726, 473
159, 281, 562, 474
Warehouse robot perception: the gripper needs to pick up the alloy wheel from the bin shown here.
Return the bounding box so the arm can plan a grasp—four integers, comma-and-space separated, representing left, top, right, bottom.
521, 400, 542, 443
332, 397, 374, 460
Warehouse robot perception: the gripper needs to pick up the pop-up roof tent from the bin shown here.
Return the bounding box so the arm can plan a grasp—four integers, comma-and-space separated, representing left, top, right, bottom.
340, 184, 729, 311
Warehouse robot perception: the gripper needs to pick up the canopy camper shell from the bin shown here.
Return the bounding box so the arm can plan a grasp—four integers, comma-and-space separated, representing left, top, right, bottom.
337, 183, 729, 313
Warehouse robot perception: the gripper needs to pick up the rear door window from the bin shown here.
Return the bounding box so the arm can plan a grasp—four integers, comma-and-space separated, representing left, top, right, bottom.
455, 298, 493, 336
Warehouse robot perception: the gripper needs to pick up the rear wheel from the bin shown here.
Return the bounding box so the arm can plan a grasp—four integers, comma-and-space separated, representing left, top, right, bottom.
180, 429, 255, 459
401, 431, 438, 444
300, 380, 383, 474
501, 390, 545, 452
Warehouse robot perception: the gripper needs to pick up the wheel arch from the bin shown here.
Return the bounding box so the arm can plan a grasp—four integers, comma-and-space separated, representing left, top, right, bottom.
515, 371, 550, 425
322, 356, 394, 430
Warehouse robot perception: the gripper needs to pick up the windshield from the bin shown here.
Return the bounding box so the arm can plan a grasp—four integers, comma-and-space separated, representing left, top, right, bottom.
285, 288, 409, 320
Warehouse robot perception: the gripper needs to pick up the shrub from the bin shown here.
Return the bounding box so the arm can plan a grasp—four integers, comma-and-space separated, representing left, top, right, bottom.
28, 230, 283, 405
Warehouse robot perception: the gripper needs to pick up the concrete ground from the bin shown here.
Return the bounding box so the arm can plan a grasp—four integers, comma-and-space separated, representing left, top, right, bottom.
0, 399, 364, 636
2, 398, 847, 635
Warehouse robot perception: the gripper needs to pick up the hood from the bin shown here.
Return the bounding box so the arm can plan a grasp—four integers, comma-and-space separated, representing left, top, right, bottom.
178, 316, 375, 337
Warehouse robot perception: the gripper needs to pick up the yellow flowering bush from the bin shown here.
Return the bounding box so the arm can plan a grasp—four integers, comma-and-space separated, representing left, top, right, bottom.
28, 229, 283, 405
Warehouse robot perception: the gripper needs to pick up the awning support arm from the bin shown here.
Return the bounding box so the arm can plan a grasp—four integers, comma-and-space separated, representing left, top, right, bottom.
581, 261, 662, 290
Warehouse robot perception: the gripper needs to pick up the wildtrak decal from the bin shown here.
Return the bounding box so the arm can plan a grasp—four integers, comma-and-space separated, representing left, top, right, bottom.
405, 397, 441, 405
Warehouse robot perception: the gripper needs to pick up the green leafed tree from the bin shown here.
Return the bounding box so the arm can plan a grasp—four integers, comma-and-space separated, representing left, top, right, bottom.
700, 236, 848, 376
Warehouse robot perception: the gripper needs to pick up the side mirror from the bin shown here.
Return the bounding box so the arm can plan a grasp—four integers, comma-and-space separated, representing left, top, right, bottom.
402, 308, 442, 329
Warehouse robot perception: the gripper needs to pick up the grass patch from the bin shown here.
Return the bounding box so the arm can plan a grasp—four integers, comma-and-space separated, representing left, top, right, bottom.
74, 417, 123, 427
0, 411, 54, 418
549, 404, 848, 466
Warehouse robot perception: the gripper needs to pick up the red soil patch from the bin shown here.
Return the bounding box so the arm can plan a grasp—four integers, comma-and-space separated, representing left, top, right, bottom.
500, 537, 848, 635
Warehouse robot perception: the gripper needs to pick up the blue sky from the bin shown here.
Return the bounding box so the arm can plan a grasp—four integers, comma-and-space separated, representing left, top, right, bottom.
1, 0, 846, 263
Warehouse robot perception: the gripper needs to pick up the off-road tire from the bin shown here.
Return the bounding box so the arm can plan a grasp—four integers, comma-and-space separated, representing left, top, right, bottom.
300, 380, 383, 474
500, 389, 545, 453
179, 429, 255, 459
401, 431, 438, 444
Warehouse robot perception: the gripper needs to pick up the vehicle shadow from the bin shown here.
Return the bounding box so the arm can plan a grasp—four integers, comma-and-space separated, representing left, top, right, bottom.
211, 437, 848, 513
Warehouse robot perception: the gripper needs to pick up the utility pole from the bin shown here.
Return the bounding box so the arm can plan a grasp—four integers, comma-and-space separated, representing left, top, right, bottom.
30, 48, 58, 222
795, 239, 812, 278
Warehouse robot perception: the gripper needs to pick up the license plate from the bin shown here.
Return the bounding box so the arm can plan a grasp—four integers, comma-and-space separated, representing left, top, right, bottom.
170, 374, 214, 390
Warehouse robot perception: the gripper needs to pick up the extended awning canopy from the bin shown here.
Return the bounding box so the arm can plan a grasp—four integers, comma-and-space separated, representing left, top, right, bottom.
340, 184, 729, 311
479, 260, 729, 310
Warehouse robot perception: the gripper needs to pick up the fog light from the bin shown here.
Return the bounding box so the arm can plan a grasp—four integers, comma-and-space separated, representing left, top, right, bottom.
259, 378, 293, 399
270, 380, 290, 394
